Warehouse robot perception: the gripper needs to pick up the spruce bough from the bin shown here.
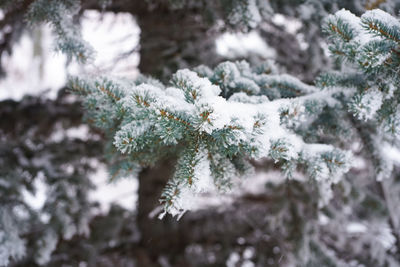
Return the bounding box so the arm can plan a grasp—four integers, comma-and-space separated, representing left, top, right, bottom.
71, 9, 400, 219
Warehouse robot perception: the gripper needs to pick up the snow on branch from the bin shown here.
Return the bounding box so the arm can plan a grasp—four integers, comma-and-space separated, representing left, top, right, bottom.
70, 60, 353, 218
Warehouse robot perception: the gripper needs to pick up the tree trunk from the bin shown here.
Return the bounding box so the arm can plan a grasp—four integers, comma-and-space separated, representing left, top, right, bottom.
137, 7, 221, 81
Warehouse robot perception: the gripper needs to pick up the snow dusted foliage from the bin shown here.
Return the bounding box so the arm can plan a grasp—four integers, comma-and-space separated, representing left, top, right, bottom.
223, 0, 272, 30
2, 1, 400, 264
1, 0, 273, 68
0, 210, 25, 266
34, 230, 58, 265
349, 87, 384, 121
322, 8, 400, 180
26, 0, 94, 63
70, 60, 353, 218
0, 94, 99, 266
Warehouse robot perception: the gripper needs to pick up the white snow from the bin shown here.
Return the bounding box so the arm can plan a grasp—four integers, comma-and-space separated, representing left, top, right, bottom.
226, 252, 240, 267
272, 14, 302, 34
362, 9, 400, 28
0, 10, 139, 101
216, 31, 275, 59
375, 223, 396, 249
89, 163, 138, 213
35, 230, 58, 265
21, 172, 47, 211
246, 0, 262, 28
50, 123, 92, 142
352, 88, 383, 121
346, 222, 367, 233
192, 148, 215, 193
384, 143, 400, 165
329, 9, 372, 45
0, 27, 67, 100
174, 69, 221, 99
77, 10, 140, 78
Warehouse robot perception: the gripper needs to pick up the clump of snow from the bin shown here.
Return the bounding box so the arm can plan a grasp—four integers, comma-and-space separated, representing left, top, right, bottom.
35, 230, 58, 265
226, 252, 240, 267
346, 222, 367, 233
21, 172, 47, 211
89, 162, 138, 214
50, 123, 91, 142
173, 69, 221, 100
383, 143, 400, 165
191, 148, 215, 193
351, 88, 383, 121
327, 9, 372, 45
229, 92, 269, 104
375, 141, 395, 181
332, 9, 362, 32
216, 31, 275, 59
272, 13, 302, 34
362, 9, 400, 29
334, 9, 363, 33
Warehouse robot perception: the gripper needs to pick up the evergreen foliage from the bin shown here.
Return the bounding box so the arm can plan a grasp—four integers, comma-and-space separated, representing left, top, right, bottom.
25, 0, 94, 63
322, 8, 400, 180
1, 0, 400, 266
0, 96, 101, 266
69, 60, 354, 218
69, 7, 400, 265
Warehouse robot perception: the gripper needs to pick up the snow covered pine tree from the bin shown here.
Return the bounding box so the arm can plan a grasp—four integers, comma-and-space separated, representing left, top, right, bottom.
1, 0, 400, 266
